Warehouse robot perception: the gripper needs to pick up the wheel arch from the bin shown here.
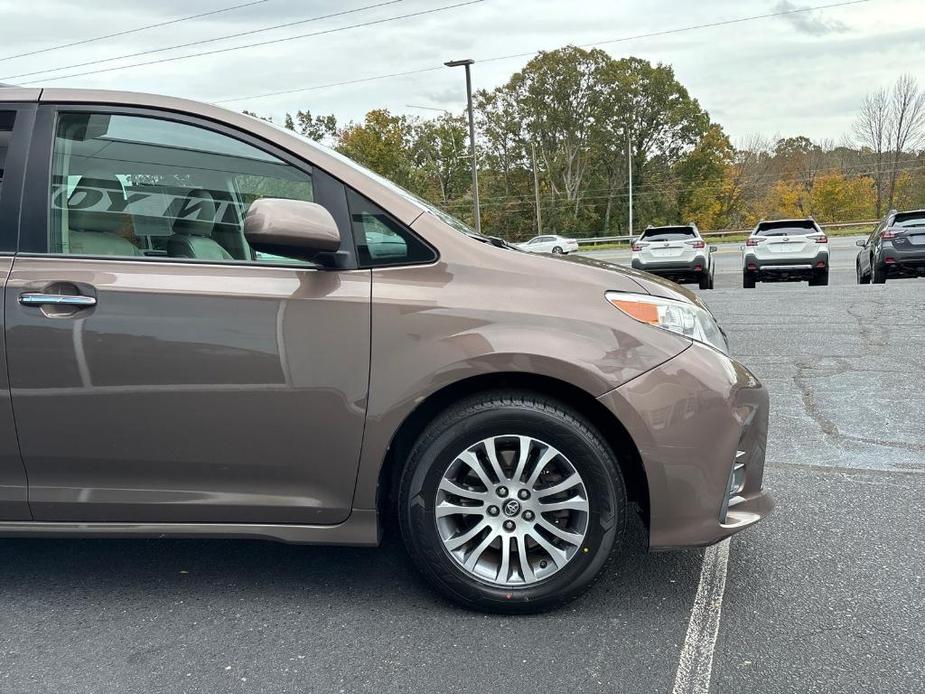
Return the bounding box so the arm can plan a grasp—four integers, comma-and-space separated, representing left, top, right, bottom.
375, 371, 649, 536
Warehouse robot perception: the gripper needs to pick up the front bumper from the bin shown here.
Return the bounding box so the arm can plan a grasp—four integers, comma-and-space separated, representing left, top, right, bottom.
631, 254, 709, 283
597, 341, 773, 549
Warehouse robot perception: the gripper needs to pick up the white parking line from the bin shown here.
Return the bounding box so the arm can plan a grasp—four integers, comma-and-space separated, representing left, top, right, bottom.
671, 538, 731, 694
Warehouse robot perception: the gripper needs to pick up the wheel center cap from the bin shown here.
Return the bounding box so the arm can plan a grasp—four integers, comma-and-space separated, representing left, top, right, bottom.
502, 499, 521, 517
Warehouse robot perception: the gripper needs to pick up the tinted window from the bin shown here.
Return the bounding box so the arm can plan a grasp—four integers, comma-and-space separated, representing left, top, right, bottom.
640, 227, 696, 242
755, 220, 818, 236
0, 111, 15, 201
346, 188, 435, 267
893, 213, 925, 228
48, 112, 315, 264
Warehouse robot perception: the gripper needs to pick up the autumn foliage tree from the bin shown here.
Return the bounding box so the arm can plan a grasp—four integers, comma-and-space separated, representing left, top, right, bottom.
261, 50, 924, 239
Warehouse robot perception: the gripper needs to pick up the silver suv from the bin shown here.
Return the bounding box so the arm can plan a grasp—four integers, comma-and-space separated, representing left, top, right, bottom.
631, 223, 716, 289
742, 219, 829, 288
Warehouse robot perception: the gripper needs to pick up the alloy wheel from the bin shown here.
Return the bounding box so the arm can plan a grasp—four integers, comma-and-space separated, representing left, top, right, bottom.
434, 435, 589, 587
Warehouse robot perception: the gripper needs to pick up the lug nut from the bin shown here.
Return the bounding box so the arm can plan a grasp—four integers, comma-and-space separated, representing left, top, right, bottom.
496, 486, 509, 498
522, 510, 534, 521
487, 505, 500, 517
518, 489, 530, 500
503, 520, 516, 531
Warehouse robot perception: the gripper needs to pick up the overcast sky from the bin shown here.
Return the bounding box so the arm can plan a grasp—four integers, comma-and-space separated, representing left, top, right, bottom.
1, 0, 923, 144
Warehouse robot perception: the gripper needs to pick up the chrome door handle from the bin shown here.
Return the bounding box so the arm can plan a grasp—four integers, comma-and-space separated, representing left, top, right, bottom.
19, 293, 97, 307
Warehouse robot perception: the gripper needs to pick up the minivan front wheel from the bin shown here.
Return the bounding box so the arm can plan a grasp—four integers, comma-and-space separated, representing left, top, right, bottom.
399, 392, 626, 613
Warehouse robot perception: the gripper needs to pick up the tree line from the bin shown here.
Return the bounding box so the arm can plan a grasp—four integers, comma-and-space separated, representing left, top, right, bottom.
246, 46, 925, 241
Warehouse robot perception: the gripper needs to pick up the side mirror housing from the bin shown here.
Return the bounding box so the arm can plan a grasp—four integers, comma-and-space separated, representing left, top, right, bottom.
855, 239, 867, 247
244, 198, 341, 261
709, 245, 718, 252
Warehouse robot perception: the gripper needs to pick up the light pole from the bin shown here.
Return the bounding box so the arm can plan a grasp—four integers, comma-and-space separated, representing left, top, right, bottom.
445, 58, 481, 234
627, 127, 633, 238
531, 142, 543, 235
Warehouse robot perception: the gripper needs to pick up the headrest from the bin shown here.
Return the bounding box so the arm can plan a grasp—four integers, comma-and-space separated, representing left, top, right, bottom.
67, 176, 128, 233
173, 189, 218, 237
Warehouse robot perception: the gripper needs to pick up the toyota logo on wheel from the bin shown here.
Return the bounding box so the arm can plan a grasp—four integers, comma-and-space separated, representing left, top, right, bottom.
502, 499, 522, 517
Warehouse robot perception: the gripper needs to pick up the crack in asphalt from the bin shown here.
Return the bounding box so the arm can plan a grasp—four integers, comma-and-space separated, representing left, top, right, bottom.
791, 359, 925, 455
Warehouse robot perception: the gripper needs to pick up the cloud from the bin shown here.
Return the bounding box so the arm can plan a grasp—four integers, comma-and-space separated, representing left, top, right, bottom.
772, 0, 849, 35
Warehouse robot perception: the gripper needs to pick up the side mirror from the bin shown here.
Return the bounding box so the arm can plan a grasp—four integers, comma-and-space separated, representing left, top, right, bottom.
855, 239, 866, 247
709, 245, 718, 252
244, 199, 341, 261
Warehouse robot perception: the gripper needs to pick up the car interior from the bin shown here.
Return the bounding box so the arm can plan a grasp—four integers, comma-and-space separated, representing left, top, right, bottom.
50, 112, 316, 263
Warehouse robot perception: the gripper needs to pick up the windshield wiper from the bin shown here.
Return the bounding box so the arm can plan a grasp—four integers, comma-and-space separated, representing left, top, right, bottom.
466, 233, 519, 250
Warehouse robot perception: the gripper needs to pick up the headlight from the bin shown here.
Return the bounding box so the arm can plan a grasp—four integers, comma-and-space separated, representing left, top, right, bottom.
605, 291, 728, 354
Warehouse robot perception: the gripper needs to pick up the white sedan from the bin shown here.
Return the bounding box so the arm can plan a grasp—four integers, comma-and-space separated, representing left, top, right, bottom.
517, 235, 579, 255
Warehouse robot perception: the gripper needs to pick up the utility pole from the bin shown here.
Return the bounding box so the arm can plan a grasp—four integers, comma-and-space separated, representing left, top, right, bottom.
627, 127, 633, 238
444, 58, 481, 234
531, 142, 543, 235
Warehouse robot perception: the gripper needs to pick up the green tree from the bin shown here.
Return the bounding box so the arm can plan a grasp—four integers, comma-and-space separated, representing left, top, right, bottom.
337, 109, 417, 189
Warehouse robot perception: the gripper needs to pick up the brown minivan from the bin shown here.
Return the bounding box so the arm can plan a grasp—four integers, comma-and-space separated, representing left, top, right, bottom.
0, 88, 772, 612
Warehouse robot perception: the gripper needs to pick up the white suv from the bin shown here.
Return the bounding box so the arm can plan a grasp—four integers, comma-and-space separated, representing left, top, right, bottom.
631, 224, 715, 289
742, 219, 829, 288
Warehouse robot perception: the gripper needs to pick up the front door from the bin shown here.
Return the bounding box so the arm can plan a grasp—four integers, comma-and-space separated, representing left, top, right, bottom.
5, 108, 370, 524
0, 103, 34, 520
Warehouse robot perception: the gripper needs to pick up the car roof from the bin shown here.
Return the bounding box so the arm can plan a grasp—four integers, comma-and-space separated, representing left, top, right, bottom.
0, 87, 426, 226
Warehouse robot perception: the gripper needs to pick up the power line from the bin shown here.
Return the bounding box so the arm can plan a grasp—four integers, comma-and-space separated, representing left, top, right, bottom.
479, 0, 871, 67
439, 162, 925, 210
19, 0, 485, 84
445, 156, 925, 206
0, 0, 407, 82
214, 0, 871, 103
0, 0, 269, 64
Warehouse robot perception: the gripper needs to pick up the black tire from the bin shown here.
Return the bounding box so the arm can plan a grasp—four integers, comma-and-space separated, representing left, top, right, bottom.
871, 261, 887, 284
743, 272, 756, 289
398, 391, 626, 614
698, 271, 713, 290
809, 271, 828, 287
552, 246, 563, 255
856, 262, 869, 284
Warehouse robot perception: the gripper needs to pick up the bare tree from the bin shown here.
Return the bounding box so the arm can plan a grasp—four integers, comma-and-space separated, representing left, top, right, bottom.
887, 74, 925, 210
853, 88, 890, 216
854, 75, 925, 215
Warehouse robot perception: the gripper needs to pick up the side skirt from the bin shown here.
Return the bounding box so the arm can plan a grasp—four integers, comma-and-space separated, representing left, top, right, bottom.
0, 509, 380, 546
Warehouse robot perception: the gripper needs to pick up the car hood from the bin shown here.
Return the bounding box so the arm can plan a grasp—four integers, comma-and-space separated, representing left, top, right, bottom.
553, 252, 709, 311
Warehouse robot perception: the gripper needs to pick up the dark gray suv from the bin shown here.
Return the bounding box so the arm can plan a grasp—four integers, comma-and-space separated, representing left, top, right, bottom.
856, 209, 925, 283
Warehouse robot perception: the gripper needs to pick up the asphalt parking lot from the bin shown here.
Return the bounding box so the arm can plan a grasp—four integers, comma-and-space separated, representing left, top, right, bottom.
1, 241, 923, 694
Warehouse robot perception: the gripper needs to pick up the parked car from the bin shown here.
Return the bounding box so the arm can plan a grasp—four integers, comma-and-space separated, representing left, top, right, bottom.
0, 87, 772, 613
856, 209, 925, 284
742, 219, 829, 288
517, 234, 579, 254
630, 223, 716, 289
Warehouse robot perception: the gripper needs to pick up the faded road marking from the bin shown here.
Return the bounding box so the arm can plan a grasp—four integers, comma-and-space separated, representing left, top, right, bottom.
671, 538, 731, 694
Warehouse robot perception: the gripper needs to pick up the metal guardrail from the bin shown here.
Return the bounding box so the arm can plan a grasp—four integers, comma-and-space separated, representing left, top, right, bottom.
575, 220, 878, 246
